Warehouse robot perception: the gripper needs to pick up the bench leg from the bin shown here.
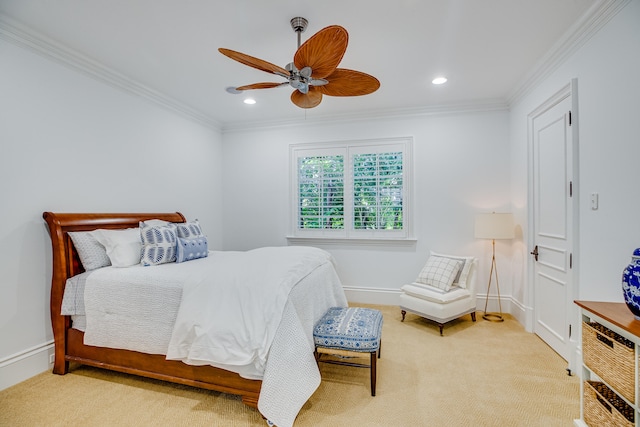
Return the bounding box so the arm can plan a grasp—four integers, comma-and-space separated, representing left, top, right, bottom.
370, 351, 377, 396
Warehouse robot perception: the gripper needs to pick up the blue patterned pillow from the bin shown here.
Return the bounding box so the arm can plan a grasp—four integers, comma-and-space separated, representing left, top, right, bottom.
175, 220, 203, 239
176, 236, 208, 263
140, 222, 177, 266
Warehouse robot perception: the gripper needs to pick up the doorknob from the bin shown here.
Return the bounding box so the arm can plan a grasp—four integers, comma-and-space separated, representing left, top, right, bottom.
530, 245, 539, 261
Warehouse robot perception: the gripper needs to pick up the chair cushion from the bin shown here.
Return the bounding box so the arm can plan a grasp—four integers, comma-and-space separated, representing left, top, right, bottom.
401, 282, 471, 304
314, 307, 383, 352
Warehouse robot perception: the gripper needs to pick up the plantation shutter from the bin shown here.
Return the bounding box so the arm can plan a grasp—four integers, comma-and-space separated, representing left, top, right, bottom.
290, 138, 412, 240
298, 154, 344, 230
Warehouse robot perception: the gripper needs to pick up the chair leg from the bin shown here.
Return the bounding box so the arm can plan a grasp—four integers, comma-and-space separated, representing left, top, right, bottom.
471, 311, 477, 322
438, 323, 444, 336
401, 310, 406, 321
370, 351, 377, 396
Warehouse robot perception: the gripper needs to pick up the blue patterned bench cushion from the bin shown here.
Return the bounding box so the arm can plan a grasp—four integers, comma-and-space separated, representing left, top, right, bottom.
314, 307, 383, 352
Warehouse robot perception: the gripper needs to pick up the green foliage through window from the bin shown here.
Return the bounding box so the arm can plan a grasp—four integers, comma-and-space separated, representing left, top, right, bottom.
353, 152, 403, 230
292, 138, 411, 239
297, 152, 404, 231
298, 155, 344, 229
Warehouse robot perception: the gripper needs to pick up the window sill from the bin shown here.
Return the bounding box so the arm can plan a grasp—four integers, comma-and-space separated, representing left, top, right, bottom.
286, 236, 417, 247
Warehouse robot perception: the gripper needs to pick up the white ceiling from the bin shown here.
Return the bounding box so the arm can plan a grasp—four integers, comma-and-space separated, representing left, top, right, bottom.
0, 0, 601, 128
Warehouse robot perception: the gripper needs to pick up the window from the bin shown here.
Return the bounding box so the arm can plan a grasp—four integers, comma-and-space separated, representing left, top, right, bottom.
290, 137, 413, 241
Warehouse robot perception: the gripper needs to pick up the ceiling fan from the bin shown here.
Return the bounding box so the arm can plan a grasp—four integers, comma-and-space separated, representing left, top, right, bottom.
219, 17, 380, 109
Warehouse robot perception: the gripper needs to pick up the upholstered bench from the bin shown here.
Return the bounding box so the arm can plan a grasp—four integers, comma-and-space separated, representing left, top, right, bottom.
313, 306, 383, 396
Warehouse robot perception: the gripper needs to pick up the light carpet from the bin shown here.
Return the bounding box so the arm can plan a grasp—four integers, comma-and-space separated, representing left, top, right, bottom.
0, 304, 579, 426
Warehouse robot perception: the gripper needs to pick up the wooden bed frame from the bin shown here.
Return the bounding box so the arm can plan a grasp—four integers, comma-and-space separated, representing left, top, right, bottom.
43, 212, 261, 408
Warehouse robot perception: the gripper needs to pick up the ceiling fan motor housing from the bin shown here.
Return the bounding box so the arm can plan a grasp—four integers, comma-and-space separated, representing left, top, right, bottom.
290, 17, 308, 34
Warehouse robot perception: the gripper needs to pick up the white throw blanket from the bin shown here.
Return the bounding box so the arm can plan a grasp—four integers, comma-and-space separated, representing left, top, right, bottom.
165, 246, 334, 378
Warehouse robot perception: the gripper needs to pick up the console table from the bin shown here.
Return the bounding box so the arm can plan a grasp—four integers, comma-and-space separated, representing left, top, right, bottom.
575, 300, 640, 427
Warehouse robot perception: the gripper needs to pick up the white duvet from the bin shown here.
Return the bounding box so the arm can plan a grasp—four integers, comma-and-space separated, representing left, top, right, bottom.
66, 246, 348, 427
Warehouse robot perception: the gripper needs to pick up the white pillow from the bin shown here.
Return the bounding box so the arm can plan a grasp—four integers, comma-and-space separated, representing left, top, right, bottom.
430, 251, 475, 289
416, 255, 463, 291
92, 228, 142, 268
68, 231, 111, 270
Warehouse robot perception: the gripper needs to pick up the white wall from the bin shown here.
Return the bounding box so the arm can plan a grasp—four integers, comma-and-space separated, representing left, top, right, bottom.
0, 38, 223, 389
221, 110, 511, 304
509, 0, 640, 312
7, 0, 636, 393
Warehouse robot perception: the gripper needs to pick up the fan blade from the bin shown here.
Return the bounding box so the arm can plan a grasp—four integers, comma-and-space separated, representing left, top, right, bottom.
291, 87, 323, 109
219, 48, 289, 78
236, 82, 288, 90
319, 69, 380, 97
293, 25, 348, 79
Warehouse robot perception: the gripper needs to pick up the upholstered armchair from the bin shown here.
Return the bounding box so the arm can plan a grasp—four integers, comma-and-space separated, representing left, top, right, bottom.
399, 252, 477, 335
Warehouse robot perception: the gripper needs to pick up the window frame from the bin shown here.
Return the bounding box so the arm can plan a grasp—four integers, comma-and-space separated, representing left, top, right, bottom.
288, 137, 414, 242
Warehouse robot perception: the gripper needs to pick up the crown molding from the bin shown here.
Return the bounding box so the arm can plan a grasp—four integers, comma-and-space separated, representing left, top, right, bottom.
221, 100, 509, 133
0, 15, 221, 131
508, 0, 631, 105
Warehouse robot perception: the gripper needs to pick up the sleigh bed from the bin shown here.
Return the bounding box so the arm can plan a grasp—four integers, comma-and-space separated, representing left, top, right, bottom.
43, 212, 348, 427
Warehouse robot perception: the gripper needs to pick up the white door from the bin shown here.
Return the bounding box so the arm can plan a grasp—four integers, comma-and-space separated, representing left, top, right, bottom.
530, 86, 575, 366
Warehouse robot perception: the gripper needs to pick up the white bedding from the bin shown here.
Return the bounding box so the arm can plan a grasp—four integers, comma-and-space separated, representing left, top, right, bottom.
61, 246, 348, 427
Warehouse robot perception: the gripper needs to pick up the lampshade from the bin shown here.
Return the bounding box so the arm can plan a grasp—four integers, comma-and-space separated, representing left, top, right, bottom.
474, 213, 515, 240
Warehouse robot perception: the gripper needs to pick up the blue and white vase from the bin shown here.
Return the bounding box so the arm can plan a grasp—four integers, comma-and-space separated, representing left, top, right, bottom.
622, 248, 640, 320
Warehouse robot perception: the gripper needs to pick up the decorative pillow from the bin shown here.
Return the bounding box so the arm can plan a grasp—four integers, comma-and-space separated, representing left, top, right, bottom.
175, 220, 204, 239
176, 236, 208, 263
92, 228, 142, 268
430, 251, 475, 289
416, 255, 463, 291
140, 222, 177, 266
68, 231, 111, 270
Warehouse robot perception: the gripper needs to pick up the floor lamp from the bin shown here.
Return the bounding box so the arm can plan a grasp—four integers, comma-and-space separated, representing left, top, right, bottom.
475, 212, 515, 322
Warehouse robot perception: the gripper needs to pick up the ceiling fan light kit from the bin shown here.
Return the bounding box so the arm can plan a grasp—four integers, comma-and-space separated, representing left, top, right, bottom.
219, 17, 379, 109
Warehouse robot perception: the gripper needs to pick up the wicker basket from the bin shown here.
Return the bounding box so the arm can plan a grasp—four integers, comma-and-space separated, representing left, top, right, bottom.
582, 321, 635, 403
584, 381, 634, 427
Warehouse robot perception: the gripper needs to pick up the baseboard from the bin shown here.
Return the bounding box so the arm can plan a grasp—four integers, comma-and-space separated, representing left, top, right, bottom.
343, 286, 402, 306
0, 341, 54, 391
506, 297, 529, 329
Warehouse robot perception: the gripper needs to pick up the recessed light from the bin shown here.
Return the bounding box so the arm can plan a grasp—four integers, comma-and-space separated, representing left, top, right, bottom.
243, 98, 256, 105
432, 77, 447, 85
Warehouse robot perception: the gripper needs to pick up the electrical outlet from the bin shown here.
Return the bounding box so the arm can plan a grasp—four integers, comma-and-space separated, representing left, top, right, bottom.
49, 354, 55, 364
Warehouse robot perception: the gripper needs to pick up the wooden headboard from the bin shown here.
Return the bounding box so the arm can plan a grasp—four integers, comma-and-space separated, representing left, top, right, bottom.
42, 212, 186, 372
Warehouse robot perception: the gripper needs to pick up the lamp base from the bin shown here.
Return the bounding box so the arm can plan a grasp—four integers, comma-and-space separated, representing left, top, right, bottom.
482, 312, 504, 322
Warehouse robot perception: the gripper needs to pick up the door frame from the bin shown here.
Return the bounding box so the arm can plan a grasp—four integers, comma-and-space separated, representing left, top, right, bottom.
526, 78, 580, 372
